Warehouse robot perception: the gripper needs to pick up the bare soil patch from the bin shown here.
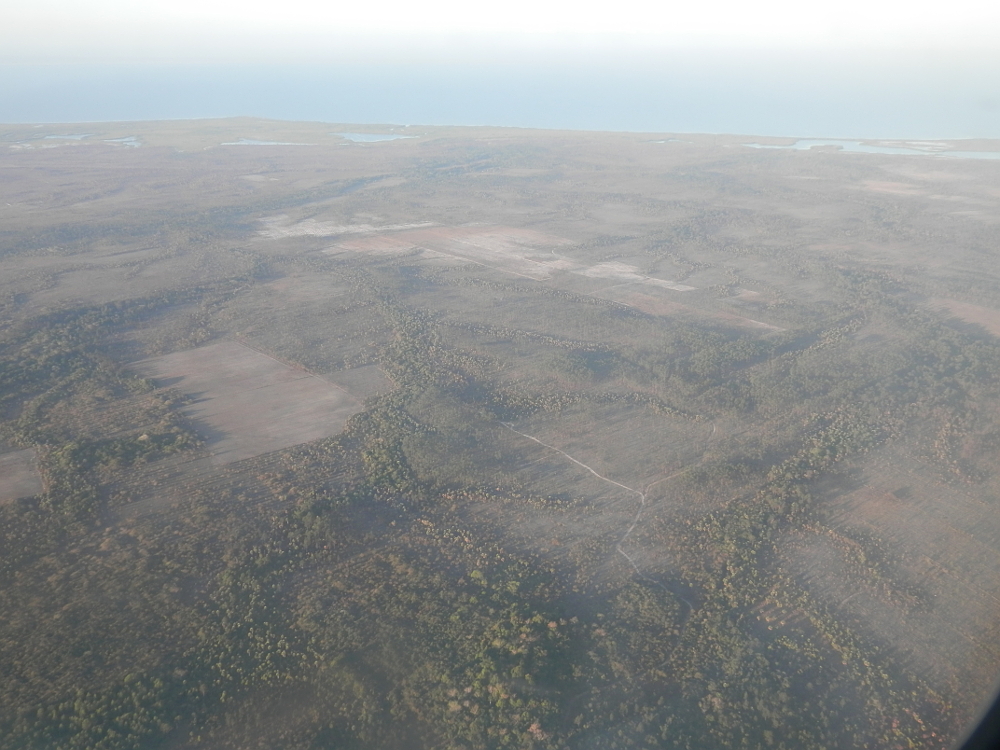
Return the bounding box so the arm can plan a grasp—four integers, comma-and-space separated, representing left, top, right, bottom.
596, 288, 691, 317
330, 226, 702, 296
330, 234, 420, 256
599, 287, 784, 331
333, 225, 579, 280
130, 341, 363, 465
932, 298, 1000, 338
326, 364, 395, 402
0, 448, 42, 503
799, 451, 1000, 703
861, 181, 923, 196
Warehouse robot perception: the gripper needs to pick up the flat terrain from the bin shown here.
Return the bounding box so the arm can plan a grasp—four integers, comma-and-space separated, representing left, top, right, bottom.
932, 297, 1000, 337
130, 341, 364, 465
0, 448, 42, 503
2, 119, 1000, 750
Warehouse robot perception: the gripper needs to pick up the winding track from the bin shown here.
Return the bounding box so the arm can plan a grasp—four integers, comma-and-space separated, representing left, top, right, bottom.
501, 420, 716, 724
500, 421, 711, 611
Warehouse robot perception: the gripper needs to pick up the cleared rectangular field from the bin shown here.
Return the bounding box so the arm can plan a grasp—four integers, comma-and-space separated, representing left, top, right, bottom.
0, 448, 43, 503
131, 341, 363, 465
932, 298, 1000, 338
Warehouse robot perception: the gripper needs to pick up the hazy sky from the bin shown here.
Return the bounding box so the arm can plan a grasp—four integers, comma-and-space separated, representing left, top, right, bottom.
5, 0, 1000, 62
2, 0, 999, 136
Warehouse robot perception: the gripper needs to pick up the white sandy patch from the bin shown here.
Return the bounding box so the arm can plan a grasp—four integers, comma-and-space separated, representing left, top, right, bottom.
258, 215, 435, 239
574, 261, 695, 291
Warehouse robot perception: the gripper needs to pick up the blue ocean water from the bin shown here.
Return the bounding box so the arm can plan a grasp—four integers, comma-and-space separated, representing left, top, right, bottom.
1, 56, 998, 139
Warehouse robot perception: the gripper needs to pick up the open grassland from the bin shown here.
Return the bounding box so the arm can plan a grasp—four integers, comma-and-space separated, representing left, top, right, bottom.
2, 119, 1000, 750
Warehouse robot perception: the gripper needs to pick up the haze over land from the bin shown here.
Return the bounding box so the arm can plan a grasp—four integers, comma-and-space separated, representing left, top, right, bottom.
2, 119, 1000, 749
